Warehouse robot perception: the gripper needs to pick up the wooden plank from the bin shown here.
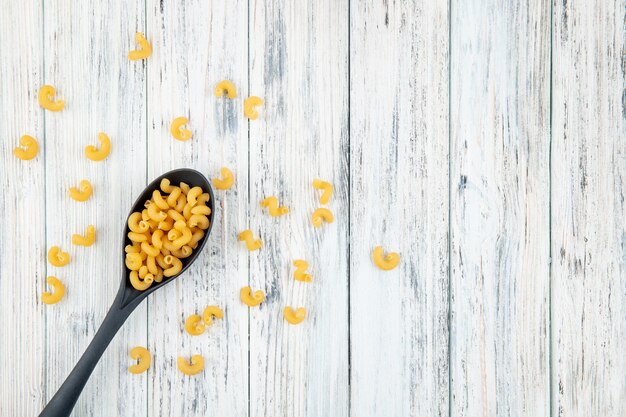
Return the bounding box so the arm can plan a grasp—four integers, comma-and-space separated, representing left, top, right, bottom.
350, 1, 450, 416
449, 0, 551, 416
551, 0, 626, 415
145, 0, 249, 415
42, 0, 148, 415
247, 0, 349, 416
0, 2, 46, 415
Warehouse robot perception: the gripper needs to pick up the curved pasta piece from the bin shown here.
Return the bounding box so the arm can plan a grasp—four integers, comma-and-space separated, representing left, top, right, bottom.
72, 225, 96, 246
240, 286, 265, 307
38, 85, 65, 112
128, 346, 151, 374
128, 32, 152, 60
13, 135, 39, 160
163, 255, 183, 277
293, 260, 312, 282
312, 179, 333, 204
129, 270, 153, 291
190, 205, 211, 216
214, 80, 237, 99
170, 117, 193, 141
69, 179, 93, 202
128, 212, 149, 233
188, 214, 209, 230
177, 355, 204, 376
42, 276, 65, 305
284, 306, 306, 325
311, 208, 334, 227
125, 253, 143, 271
172, 220, 192, 248
184, 314, 206, 336
371, 246, 401, 271
260, 196, 289, 217
186, 186, 203, 206
48, 246, 70, 267
243, 96, 263, 120
202, 305, 224, 326
212, 167, 234, 190
238, 230, 262, 251
147, 202, 167, 222
85, 132, 111, 161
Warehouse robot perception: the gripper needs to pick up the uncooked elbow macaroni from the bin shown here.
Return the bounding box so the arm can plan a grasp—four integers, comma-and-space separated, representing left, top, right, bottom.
38, 85, 65, 112
243, 96, 263, 120
238, 230, 262, 251
212, 167, 234, 190
85, 132, 111, 161
311, 208, 334, 227
371, 246, 400, 271
13, 135, 39, 160
48, 246, 70, 267
170, 117, 193, 141
312, 179, 333, 204
177, 355, 204, 375
69, 179, 93, 202
42, 276, 65, 304
260, 196, 289, 217
128, 32, 152, 60
284, 306, 306, 325
293, 260, 312, 282
202, 305, 224, 326
128, 346, 151, 374
214, 80, 237, 99
72, 225, 96, 246
240, 286, 265, 307
184, 314, 206, 336
125, 179, 210, 290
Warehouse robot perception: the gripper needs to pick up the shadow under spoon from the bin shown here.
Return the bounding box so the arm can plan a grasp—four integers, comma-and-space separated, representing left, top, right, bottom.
39, 168, 215, 417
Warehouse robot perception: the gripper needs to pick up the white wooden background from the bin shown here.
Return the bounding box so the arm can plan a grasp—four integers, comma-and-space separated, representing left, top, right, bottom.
0, 0, 624, 416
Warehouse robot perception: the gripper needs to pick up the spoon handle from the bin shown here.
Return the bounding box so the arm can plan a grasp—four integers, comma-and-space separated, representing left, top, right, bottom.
39, 299, 137, 417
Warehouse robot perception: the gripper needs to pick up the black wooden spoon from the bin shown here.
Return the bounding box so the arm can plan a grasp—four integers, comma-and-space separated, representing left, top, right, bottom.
39, 168, 214, 417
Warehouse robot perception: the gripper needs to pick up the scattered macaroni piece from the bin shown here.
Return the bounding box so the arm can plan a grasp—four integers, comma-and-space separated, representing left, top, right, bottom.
212, 167, 234, 190
42, 276, 65, 304
38, 85, 65, 112
260, 196, 289, 217
311, 208, 334, 227
284, 306, 306, 325
177, 355, 204, 376
243, 96, 263, 120
293, 260, 312, 282
128, 32, 152, 60
184, 314, 206, 336
202, 305, 224, 326
240, 286, 265, 307
372, 246, 400, 271
125, 180, 210, 290
13, 135, 39, 160
312, 179, 333, 204
72, 225, 96, 246
85, 132, 111, 161
170, 117, 193, 141
128, 346, 151, 374
238, 230, 262, 251
214, 80, 237, 99
69, 179, 93, 202
48, 246, 70, 267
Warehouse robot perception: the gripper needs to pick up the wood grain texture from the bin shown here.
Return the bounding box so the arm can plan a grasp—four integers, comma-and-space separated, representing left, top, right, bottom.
350, 1, 450, 416
0, 1, 46, 415
146, 0, 249, 415
41, 0, 148, 415
449, 1, 551, 416
248, 0, 350, 416
551, 0, 626, 415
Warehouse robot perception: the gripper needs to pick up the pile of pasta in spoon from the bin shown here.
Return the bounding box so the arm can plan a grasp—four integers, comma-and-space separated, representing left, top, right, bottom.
125, 179, 211, 291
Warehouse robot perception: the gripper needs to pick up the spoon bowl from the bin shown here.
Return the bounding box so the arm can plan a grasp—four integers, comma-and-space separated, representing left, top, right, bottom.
40, 168, 214, 417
